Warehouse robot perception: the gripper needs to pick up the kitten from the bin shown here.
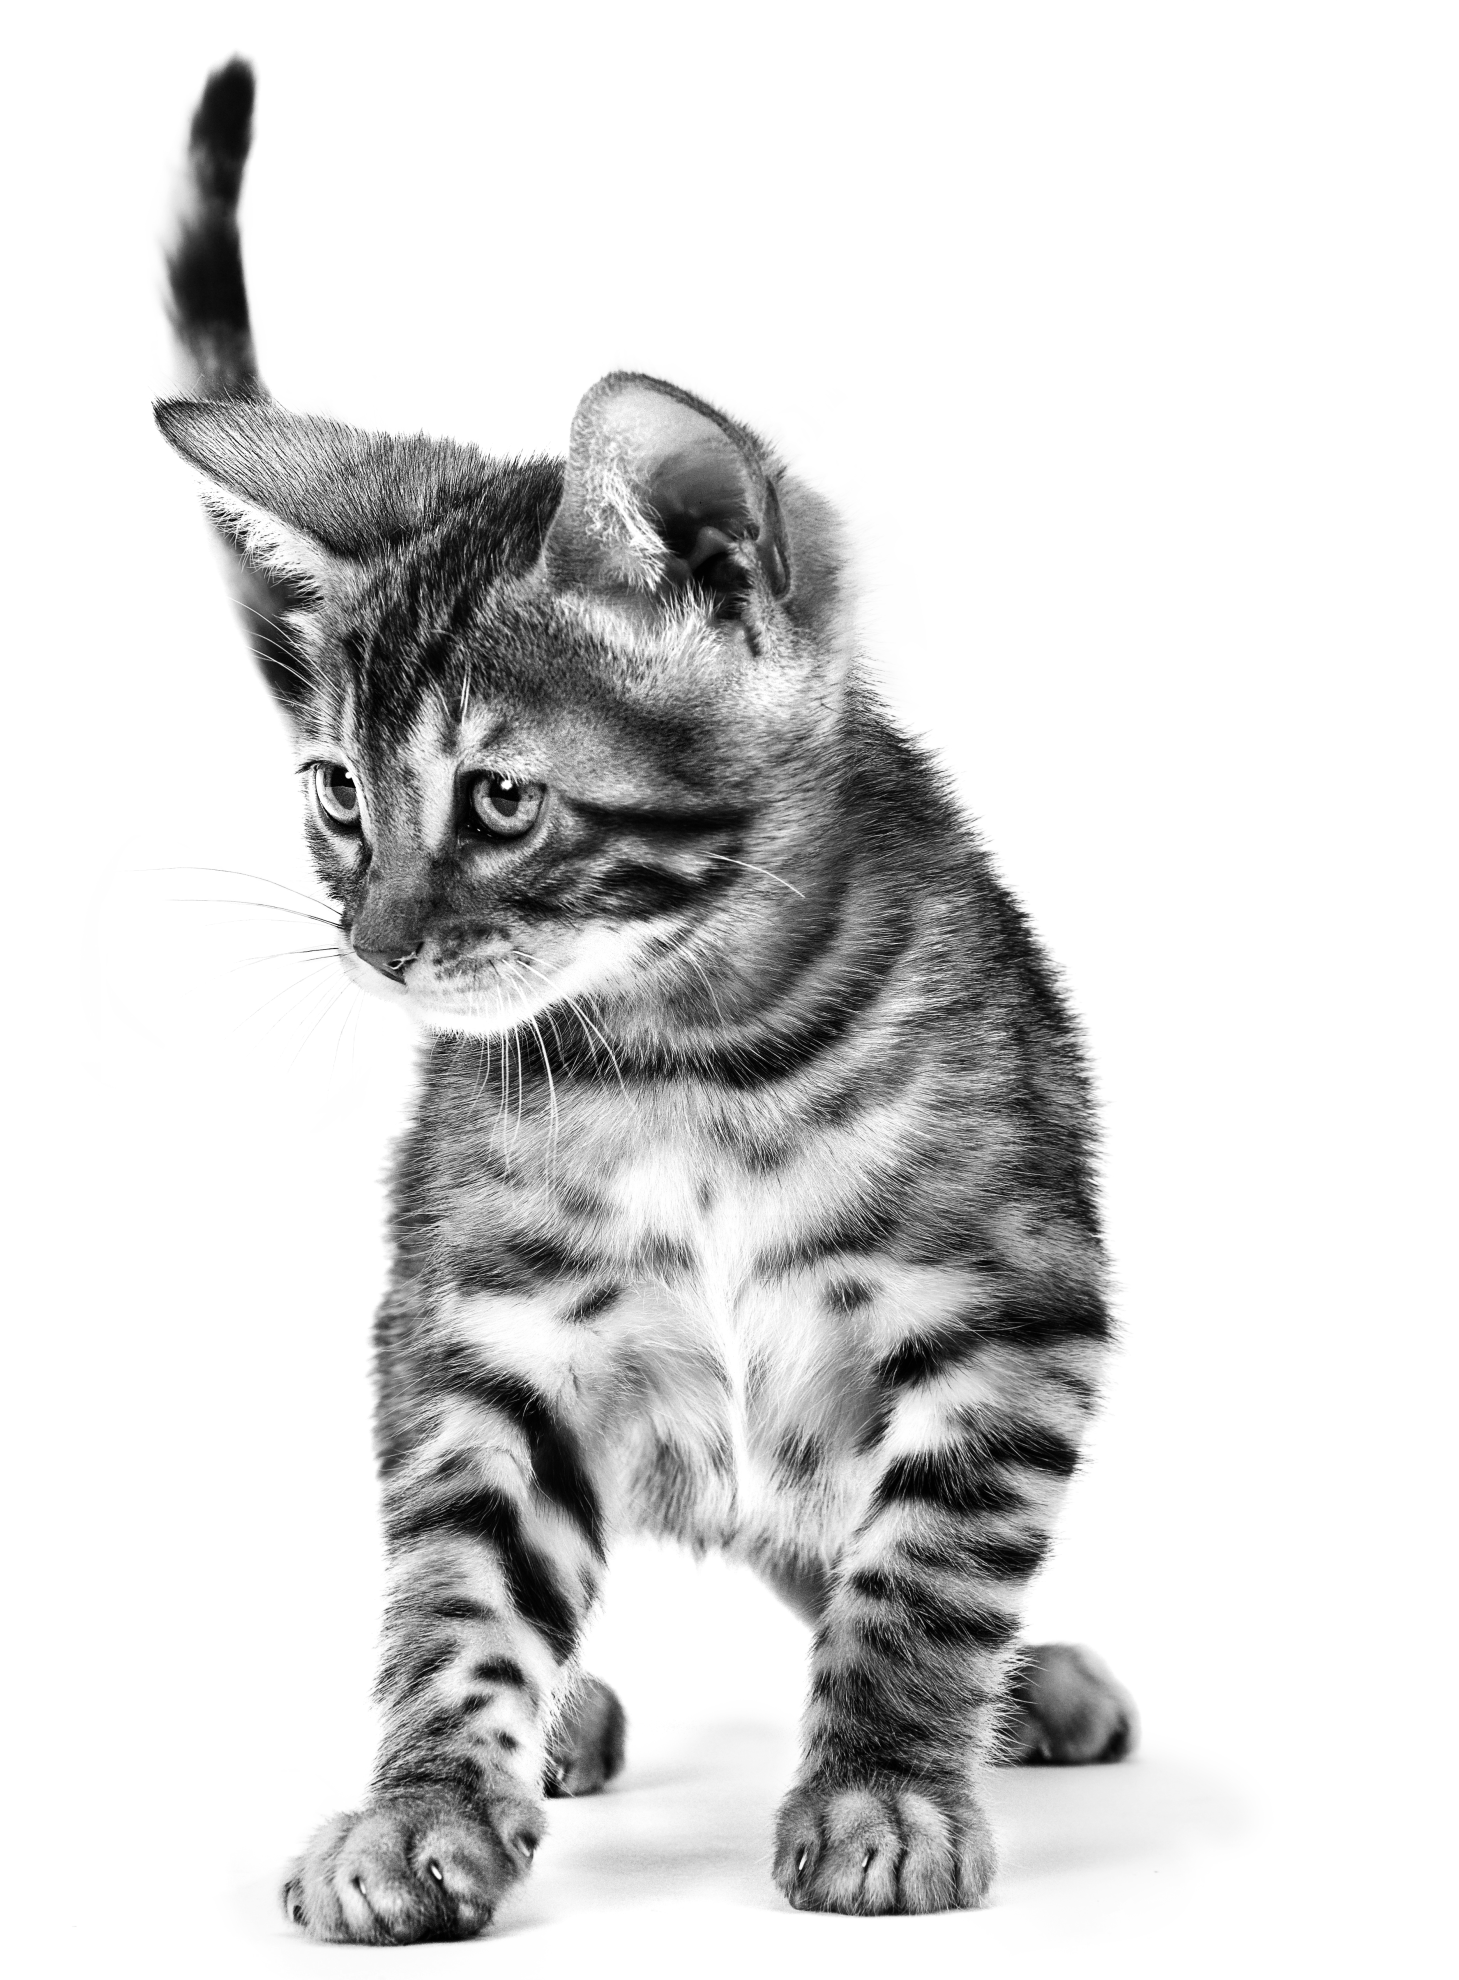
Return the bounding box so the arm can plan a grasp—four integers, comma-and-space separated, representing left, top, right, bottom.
159, 60, 1137, 1942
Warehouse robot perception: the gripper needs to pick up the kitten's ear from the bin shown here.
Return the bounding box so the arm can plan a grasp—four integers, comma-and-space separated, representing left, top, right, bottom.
157, 399, 356, 593
543, 373, 790, 612
154, 399, 489, 585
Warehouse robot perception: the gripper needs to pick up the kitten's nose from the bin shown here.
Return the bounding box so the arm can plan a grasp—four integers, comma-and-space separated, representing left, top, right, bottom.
350, 871, 429, 980
355, 946, 419, 983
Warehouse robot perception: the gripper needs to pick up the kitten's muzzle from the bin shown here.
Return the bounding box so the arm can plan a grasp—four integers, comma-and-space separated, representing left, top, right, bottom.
348, 874, 431, 982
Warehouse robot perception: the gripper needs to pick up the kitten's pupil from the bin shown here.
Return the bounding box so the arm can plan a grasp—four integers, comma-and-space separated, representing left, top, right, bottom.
491, 775, 521, 815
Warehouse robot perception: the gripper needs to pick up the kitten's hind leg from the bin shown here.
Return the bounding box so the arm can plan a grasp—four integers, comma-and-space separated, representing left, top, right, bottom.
758, 1546, 1138, 1771
546, 1673, 627, 1797
753, 1553, 832, 1629
999, 1643, 1139, 1764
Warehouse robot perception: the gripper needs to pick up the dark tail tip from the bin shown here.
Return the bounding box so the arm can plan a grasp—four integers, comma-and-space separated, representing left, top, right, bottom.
189, 58, 255, 205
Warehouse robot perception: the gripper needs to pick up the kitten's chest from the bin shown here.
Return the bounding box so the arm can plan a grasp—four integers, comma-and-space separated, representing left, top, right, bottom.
593, 1126, 823, 1388
445, 1085, 885, 1544
597, 1140, 874, 1540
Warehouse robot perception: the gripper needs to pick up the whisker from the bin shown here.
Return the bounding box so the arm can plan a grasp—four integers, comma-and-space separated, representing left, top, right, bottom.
147, 866, 341, 916
230, 600, 309, 659
245, 961, 343, 1037
168, 898, 343, 934
533, 994, 578, 1080
511, 1025, 525, 1147
293, 977, 349, 1070
229, 602, 332, 689
572, 987, 632, 1083
571, 1000, 628, 1096
469, 1033, 493, 1113
496, 1004, 514, 1144
244, 628, 320, 688
328, 981, 363, 1085
344, 987, 364, 1080
706, 852, 806, 900
226, 945, 340, 975
512, 956, 628, 1097
510, 970, 560, 1195
534, 1018, 560, 1134
654, 928, 728, 1027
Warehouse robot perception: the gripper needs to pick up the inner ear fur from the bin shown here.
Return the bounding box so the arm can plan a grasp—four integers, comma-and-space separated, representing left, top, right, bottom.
543, 372, 791, 612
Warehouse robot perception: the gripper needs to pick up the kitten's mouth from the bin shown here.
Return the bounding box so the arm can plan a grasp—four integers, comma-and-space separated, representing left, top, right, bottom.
338, 936, 562, 1037
338, 922, 650, 1039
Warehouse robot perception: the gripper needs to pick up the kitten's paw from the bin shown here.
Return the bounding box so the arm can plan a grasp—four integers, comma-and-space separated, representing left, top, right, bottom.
281, 1787, 542, 1944
773, 1775, 995, 1915
1001, 1642, 1139, 1764
546, 1672, 627, 1797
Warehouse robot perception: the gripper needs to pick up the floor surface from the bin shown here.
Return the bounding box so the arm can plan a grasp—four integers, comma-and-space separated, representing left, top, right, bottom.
213, 1715, 1267, 1980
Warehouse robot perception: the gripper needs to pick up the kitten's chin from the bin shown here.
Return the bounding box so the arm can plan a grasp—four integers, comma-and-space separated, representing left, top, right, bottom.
337, 926, 647, 1040
337, 953, 516, 1036
404, 986, 551, 1040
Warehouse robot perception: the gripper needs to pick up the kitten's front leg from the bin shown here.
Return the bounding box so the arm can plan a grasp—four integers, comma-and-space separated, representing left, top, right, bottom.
774, 1292, 1104, 1915
284, 1364, 605, 1944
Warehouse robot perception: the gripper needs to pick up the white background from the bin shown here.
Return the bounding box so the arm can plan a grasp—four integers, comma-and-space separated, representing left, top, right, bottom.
3, 4, 1453, 1974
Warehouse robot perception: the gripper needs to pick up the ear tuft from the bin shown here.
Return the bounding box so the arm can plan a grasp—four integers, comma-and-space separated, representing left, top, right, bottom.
543, 374, 790, 613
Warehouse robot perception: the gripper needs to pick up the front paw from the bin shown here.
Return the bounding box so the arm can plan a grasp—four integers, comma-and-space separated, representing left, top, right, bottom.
773, 1774, 995, 1915
282, 1787, 543, 1944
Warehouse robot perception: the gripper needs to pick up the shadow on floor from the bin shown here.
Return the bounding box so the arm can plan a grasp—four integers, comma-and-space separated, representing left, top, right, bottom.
505, 1716, 1248, 1930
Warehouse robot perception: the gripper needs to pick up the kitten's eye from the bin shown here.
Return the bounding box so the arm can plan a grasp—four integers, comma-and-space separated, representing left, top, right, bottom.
312, 761, 361, 825
468, 771, 545, 839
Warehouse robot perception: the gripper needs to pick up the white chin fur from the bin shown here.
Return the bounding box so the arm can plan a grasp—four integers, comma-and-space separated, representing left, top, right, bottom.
335, 927, 648, 1039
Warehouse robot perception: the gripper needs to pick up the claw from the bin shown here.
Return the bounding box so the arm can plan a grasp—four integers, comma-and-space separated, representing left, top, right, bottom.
425, 1857, 445, 1885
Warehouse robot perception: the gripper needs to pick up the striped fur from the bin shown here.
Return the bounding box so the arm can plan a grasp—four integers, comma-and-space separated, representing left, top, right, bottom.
158, 63, 1135, 1940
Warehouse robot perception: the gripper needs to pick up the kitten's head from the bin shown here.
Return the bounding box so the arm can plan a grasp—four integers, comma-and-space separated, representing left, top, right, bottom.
158, 374, 852, 1040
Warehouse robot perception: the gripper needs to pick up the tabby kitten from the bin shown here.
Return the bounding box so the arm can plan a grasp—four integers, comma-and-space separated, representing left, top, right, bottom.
159, 62, 1136, 1943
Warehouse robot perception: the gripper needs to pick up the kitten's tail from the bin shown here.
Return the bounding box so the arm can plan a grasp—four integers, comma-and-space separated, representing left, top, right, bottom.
164, 61, 310, 701
166, 58, 262, 400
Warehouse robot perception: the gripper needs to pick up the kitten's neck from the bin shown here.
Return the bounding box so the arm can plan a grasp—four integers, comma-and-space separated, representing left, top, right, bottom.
606, 702, 950, 1063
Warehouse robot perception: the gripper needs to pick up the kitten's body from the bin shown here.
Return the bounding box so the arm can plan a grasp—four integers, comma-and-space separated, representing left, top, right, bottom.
160, 63, 1135, 1942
